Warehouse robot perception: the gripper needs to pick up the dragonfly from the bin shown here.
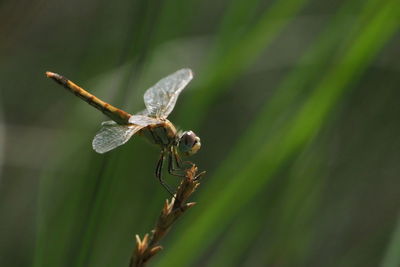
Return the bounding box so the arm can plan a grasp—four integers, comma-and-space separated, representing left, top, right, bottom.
46, 69, 201, 196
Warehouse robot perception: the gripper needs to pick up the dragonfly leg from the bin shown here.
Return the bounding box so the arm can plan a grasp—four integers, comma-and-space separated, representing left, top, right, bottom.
155, 152, 175, 197
167, 148, 187, 178
174, 149, 205, 180
194, 170, 207, 181
173, 148, 183, 169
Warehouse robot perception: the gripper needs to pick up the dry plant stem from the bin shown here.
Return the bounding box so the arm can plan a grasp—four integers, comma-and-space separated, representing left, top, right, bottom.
131, 165, 204, 267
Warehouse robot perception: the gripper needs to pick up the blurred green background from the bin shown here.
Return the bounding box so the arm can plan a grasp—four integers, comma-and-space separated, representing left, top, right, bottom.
1, 0, 399, 266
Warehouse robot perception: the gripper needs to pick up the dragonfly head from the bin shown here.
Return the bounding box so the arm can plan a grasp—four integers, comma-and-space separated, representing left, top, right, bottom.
178, 131, 201, 156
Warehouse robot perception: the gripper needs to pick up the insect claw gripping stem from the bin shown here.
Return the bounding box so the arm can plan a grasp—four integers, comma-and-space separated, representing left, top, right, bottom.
194, 170, 206, 181
180, 160, 205, 181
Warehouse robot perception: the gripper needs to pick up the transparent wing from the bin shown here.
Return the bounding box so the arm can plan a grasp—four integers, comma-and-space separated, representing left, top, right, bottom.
92, 121, 143, 154
128, 114, 163, 126
136, 109, 149, 116
144, 68, 193, 118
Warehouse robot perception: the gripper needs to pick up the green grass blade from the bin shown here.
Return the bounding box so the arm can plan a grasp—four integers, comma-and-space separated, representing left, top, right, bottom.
381, 214, 400, 267
177, 0, 310, 128
156, 1, 400, 265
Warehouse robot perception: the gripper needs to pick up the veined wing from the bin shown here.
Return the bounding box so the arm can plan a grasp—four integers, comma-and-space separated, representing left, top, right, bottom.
92, 121, 143, 153
143, 68, 193, 118
128, 114, 163, 126
136, 109, 150, 116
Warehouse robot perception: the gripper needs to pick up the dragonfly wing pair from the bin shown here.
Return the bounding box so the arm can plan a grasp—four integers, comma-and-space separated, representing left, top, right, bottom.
92, 68, 193, 153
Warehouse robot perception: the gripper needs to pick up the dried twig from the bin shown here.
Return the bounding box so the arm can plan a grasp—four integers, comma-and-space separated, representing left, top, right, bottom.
130, 164, 205, 267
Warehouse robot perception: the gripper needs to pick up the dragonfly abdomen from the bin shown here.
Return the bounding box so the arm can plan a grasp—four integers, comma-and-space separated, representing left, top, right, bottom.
46, 71, 132, 125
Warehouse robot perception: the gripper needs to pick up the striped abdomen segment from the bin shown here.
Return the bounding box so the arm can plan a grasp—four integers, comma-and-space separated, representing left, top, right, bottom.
46, 71, 131, 125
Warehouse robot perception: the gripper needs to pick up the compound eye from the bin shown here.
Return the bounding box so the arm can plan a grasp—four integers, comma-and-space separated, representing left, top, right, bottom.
182, 131, 197, 147
179, 131, 201, 156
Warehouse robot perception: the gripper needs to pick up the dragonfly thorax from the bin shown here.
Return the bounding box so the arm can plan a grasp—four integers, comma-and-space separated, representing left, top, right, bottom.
139, 120, 177, 147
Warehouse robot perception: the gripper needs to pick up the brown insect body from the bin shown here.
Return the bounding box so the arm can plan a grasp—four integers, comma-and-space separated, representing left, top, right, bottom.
139, 120, 178, 149
46, 69, 200, 196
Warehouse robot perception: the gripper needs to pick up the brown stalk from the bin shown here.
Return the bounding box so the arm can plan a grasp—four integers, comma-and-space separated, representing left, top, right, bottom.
130, 164, 205, 267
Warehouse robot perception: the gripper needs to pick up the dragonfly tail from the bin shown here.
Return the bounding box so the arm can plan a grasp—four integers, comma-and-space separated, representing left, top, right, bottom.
46, 71, 132, 125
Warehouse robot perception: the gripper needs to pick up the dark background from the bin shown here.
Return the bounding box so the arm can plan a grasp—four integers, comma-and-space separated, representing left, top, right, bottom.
1, 0, 399, 266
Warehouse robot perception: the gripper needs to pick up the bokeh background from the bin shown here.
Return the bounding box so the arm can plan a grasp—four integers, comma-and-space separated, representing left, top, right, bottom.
1, 0, 399, 266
